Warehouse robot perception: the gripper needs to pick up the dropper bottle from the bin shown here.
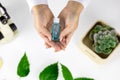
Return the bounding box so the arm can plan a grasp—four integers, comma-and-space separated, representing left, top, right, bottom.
49, 2, 61, 42
51, 18, 60, 42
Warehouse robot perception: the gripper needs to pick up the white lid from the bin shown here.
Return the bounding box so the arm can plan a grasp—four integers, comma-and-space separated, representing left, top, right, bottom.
54, 18, 60, 23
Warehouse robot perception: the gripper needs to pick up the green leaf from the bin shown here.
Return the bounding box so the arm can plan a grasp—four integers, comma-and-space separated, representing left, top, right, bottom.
17, 53, 30, 77
95, 25, 103, 31
94, 46, 102, 54
61, 64, 74, 80
74, 77, 94, 80
103, 49, 112, 54
39, 63, 58, 80
110, 42, 117, 48
39, 63, 94, 80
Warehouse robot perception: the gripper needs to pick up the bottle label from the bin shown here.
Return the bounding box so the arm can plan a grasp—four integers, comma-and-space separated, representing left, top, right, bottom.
51, 23, 60, 42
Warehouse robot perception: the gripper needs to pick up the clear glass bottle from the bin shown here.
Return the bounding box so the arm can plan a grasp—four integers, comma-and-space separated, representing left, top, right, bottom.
51, 18, 60, 42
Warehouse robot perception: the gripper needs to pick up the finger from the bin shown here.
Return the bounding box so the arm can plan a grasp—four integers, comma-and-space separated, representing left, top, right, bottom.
39, 33, 57, 49
41, 27, 52, 41
45, 42, 51, 48
57, 42, 65, 50
60, 26, 71, 41
59, 23, 65, 47
54, 41, 66, 52
49, 41, 60, 50
59, 19, 65, 31
60, 38, 66, 48
47, 18, 54, 32
54, 42, 62, 52
62, 37, 66, 44
66, 33, 73, 46
39, 33, 49, 42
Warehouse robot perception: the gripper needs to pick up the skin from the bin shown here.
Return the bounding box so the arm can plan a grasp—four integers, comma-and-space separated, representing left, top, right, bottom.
32, 1, 83, 52
59, 1, 83, 48
32, 5, 64, 52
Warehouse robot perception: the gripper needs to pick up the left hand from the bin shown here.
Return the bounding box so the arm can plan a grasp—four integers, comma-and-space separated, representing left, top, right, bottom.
58, 1, 83, 48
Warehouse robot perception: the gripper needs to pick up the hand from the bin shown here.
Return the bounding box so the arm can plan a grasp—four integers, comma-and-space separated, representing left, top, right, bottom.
58, 1, 83, 48
32, 5, 65, 52
32, 5, 55, 49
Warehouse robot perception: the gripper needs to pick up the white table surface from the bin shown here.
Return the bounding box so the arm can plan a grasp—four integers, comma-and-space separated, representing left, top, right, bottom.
0, 0, 120, 80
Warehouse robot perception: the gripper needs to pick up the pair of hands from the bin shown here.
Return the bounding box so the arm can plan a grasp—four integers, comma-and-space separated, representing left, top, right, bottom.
32, 1, 83, 52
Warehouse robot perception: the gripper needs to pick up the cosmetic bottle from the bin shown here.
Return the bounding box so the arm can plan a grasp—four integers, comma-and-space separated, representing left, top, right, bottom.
51, 18, 60, 42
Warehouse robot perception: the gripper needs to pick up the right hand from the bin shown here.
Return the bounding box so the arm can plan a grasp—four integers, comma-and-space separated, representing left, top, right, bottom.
32, 5, 65, 52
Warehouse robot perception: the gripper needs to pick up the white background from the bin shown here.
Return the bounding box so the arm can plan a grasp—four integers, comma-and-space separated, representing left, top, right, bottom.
0, 0, 120, 80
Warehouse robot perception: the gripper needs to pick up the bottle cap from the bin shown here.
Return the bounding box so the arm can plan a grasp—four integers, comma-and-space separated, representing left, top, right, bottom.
54, 18, 60, 23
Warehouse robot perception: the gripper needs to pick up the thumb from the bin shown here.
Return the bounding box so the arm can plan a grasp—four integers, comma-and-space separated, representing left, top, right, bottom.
60, 26, 71, 41
41, 28, 52, 41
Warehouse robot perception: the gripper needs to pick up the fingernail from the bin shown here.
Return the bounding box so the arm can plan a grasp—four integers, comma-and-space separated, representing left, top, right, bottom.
60, 38, 62, 42
49, 37, 51, 41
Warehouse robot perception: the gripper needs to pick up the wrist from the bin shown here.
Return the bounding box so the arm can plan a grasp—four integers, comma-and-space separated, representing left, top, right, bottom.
66, 1, 83, 15
32, 4, 48, 15
26, 0, 48, 11
69, 0, 90, 8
